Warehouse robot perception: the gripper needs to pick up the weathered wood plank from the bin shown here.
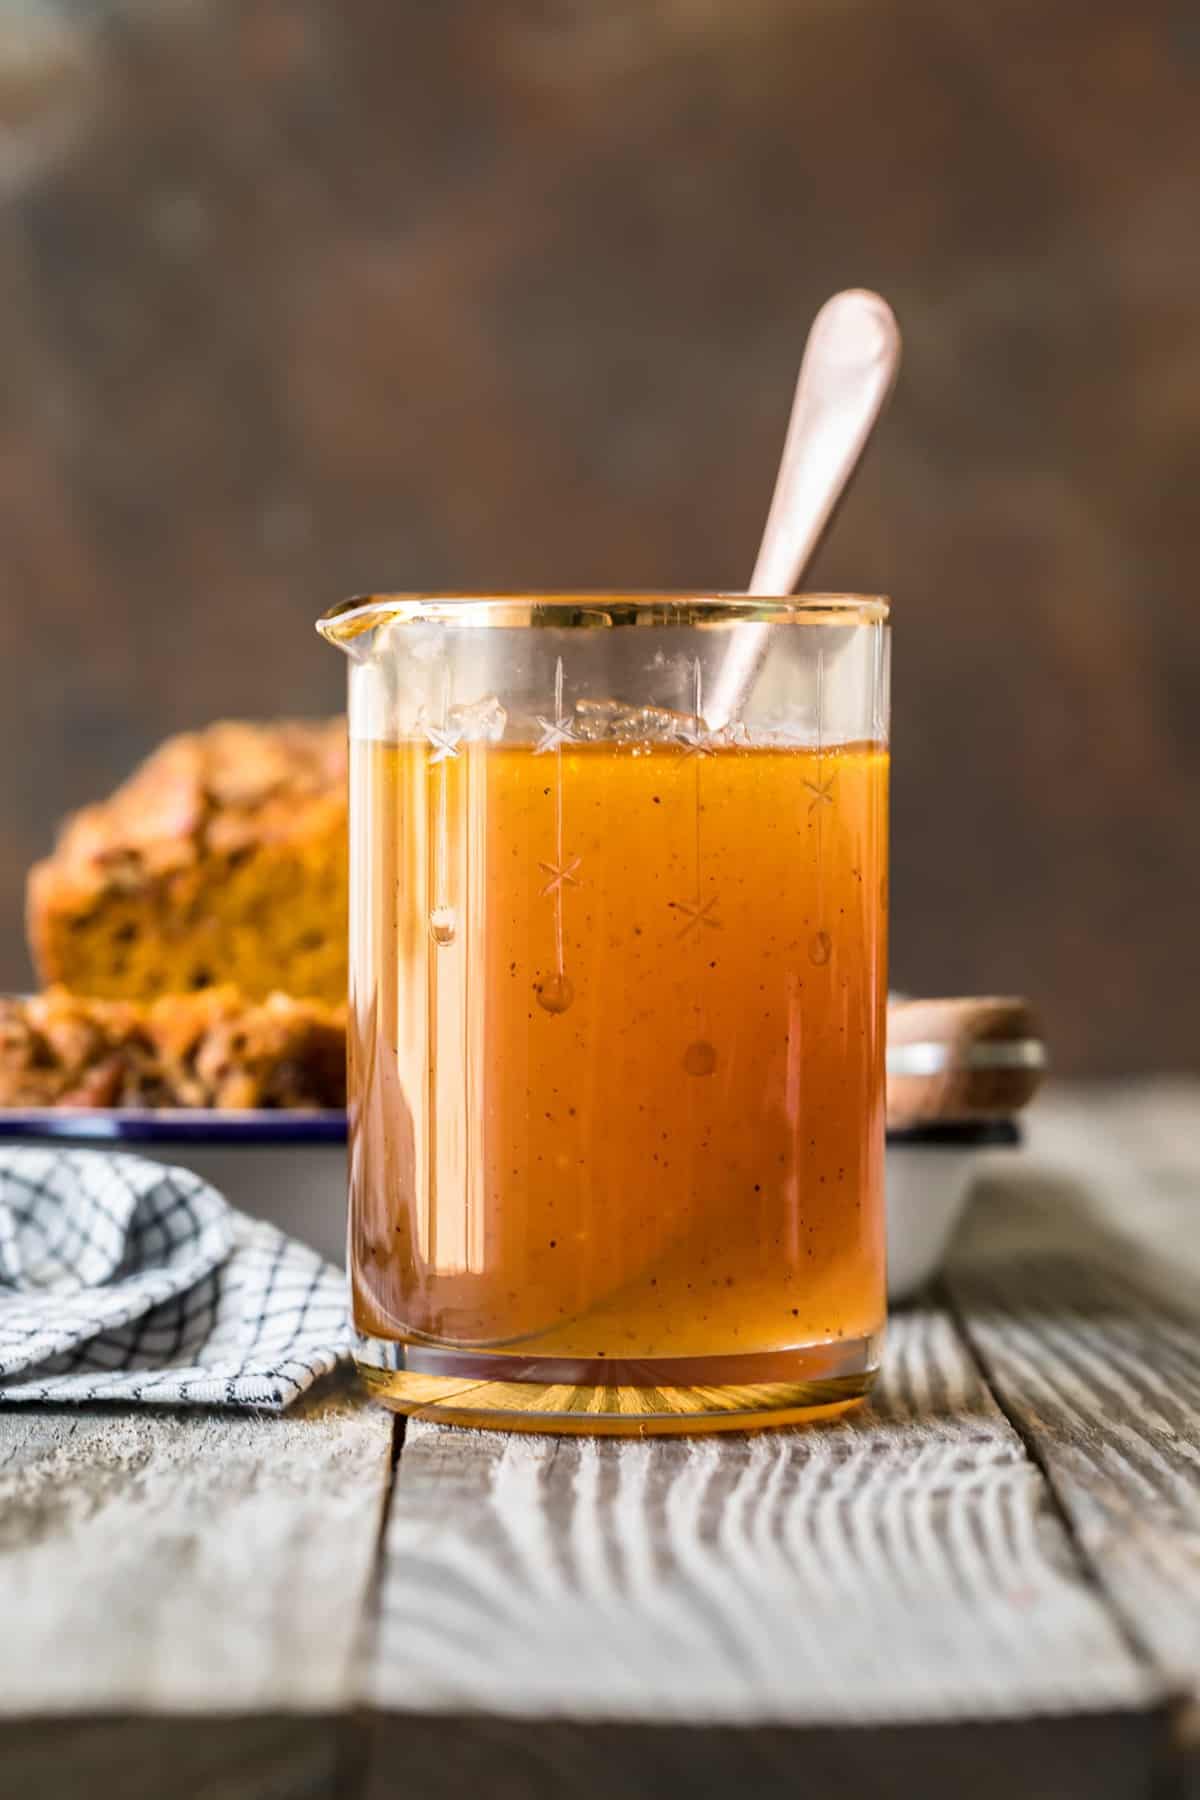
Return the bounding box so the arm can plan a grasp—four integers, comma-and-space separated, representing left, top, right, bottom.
361, 1711, 1169, 1800
0, 1717, 351, 1800
0, 1370, 394, 1716
946, 1087, 1200, 1712
365, 1306, 1156, 1730
2, 1085, 1195, 1800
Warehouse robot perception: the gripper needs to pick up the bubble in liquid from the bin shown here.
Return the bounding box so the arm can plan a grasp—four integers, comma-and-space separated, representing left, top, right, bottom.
683, 1039, 717, 1077
450, 694, 507, 743
808, 930, 832, 967
430, 906, 457, 946
573, 698, 623, 742
573, 697, 697, 744
535, 972, 575, 1014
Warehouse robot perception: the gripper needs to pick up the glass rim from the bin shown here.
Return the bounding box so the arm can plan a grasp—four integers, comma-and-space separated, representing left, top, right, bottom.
318, 591, 890, 641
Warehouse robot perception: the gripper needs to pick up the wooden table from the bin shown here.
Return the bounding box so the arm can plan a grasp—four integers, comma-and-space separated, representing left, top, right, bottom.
3, 1086, 1199, 1800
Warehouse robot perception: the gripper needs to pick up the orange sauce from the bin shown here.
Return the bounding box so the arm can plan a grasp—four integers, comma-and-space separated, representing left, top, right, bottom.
349, 734, 887, 1371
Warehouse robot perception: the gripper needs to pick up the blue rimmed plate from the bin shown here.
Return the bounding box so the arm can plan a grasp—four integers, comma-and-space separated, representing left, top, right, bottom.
0, 1109, 1018, 1296
0, 1108, 348, 1145
0, 1109, 350, 1264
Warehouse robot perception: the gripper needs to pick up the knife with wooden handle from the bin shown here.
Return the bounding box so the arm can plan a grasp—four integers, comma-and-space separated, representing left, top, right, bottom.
886, 996, 1047, 1131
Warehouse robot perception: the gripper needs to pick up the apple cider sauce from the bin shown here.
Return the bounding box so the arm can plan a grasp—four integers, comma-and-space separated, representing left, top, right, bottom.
347, 721, 887, 1430
317, 592, 891, 1431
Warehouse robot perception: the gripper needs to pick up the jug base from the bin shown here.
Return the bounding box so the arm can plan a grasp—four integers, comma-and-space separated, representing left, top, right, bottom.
353, 1333, 881, 1436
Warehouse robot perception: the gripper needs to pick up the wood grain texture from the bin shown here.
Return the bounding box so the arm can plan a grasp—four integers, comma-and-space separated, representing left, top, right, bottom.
946, 1088, 1200, 1712
0, 1371, 393, 1716
366, 1306, 1155, 1728
0, 1717, 350, 1800
1, 1087, 1198, 1800
361, 1711, 1169, 1800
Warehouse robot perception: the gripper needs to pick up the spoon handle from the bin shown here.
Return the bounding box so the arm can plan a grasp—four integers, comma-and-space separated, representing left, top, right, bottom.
749, 288, 900, 594
706, 289, 900, 729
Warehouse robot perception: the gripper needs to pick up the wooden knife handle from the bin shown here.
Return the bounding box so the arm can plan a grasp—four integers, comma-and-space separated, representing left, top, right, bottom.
886, 996, 1047, 1130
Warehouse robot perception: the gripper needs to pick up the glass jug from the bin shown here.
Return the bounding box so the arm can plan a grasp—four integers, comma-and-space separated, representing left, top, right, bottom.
318, 593, 889, 1433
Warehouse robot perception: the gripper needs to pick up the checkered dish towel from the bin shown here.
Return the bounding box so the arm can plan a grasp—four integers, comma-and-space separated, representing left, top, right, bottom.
0, 1148, 350, 1408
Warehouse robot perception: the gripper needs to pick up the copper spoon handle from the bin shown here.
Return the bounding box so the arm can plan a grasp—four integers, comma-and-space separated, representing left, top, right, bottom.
707, 289, 901, 727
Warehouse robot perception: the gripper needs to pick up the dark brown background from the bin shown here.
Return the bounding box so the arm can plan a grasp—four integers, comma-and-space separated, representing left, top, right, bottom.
1, 0, 1197, 1072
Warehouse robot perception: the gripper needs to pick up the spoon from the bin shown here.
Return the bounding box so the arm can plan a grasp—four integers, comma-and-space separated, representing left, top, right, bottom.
706, 288, 901, 728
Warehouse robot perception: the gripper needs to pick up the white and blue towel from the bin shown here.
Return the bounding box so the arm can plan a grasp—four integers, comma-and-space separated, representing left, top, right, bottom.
0, 1148, 349, 1408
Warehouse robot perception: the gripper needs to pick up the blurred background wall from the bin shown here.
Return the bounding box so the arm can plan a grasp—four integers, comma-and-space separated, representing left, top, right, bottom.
1, 0, 1197, 1073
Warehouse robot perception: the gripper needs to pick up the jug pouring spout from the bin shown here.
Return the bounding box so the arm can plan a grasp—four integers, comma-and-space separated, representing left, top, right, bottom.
316, 594, 403, 663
